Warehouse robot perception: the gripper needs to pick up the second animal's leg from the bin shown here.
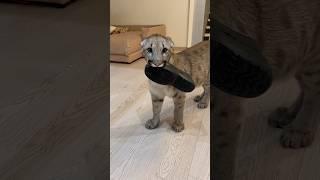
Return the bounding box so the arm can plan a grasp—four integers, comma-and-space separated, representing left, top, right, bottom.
172, 92, 186, 132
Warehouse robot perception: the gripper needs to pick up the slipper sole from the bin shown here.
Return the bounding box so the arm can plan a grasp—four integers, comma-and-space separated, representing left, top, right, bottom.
212, 20, 272, 98
145, 64, 195, 92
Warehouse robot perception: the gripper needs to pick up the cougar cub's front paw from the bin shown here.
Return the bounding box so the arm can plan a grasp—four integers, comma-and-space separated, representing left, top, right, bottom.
280, 128, 315, 148
172, 122, 185, 132
145, 119, 160, 129
268, 107, 295, 128
197, 102, 208, 109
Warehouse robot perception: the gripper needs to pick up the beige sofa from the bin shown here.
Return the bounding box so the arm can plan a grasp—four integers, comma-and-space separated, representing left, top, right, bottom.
110, 25, 166, 63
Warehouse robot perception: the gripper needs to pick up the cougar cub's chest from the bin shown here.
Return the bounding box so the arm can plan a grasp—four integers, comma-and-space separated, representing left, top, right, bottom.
148, 80, 179, 98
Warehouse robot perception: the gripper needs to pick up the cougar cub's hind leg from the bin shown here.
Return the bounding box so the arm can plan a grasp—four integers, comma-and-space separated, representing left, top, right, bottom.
172, 92, 186, 132
268, 90, 304, 128
195, 80, 210, 109
193, 94, 203, 102
145, 93, 164, 129
280, 77, 319, 148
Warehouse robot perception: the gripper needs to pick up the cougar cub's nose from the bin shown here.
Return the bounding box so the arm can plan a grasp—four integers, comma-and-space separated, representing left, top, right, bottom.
151, 60, 165, 67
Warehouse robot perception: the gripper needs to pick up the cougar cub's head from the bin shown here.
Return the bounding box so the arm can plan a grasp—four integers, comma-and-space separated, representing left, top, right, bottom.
140, 34, 174, 67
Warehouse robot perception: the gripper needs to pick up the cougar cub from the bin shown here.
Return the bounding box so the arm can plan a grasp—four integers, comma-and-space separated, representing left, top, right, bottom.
141, 34, 209, 132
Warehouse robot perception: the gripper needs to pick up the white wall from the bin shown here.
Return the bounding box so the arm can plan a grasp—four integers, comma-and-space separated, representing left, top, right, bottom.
189, 0, 206, 46
110, 0, 190, 47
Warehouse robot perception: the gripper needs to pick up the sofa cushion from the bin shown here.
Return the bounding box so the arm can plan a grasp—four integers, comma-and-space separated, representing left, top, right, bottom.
110, 31, 142, 55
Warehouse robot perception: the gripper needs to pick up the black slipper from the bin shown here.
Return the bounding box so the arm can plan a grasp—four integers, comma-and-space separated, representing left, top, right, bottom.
145, 63, 195, 92
212, 19, 273, 98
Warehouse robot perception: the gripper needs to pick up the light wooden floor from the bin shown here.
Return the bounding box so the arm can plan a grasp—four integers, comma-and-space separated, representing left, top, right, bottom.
110, 59, 210, 180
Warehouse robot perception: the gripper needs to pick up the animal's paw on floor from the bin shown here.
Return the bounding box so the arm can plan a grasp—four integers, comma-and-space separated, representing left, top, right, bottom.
172, 122, 185, 132
280, 128, 315, 148
197, 102, 208, 109
145, 118, 160, 129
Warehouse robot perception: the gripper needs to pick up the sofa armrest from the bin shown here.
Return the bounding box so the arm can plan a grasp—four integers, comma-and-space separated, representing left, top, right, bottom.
141, 25, 166, 38
112, 24, 166, 38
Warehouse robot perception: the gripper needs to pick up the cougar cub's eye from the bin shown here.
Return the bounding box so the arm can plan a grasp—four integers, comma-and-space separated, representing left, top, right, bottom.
147, 48, 153, 53
162, 48, 168, 53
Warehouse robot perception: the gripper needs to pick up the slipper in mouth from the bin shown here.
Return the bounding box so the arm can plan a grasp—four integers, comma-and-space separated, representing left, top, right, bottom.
212, 19, 273, 98
145, 63, 195, 92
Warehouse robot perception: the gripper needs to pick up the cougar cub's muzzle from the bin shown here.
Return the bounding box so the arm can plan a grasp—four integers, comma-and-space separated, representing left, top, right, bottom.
148, 60, 166, 67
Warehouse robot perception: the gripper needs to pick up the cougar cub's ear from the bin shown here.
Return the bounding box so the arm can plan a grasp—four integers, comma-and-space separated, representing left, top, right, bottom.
140, 38, 147, 48
165, 36, 174, 48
